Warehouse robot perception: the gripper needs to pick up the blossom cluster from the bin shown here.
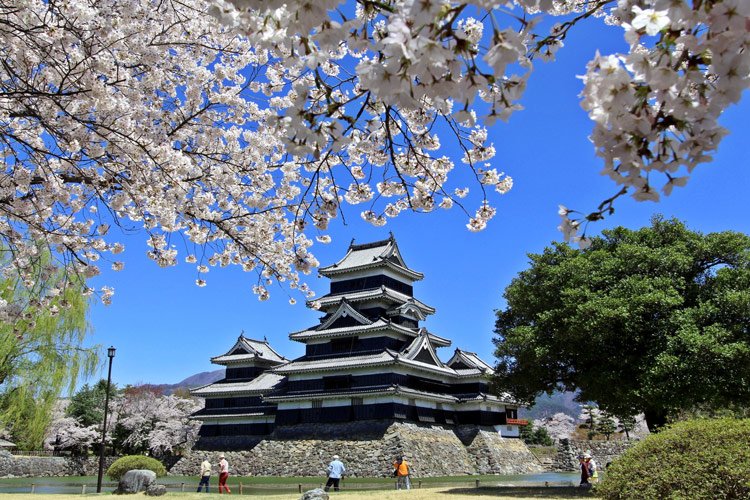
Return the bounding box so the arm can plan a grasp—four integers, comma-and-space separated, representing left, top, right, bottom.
1, 0, 747, 318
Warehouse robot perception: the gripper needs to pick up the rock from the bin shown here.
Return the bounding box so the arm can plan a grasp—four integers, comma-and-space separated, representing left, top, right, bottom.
300, 488, 329, 500
115, 469, 156, 494
145, 484, 167, 496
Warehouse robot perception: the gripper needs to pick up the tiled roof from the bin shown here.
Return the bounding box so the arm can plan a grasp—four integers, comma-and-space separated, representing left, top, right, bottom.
211, 335, 287, 365
191, 372, 285, 396
189, 411, 272, 421
319, 236, 423, 280
265, 384, 459, 404
310, 287, 435, 314
289, 319, 418, 341
446, 349, 495, 374
272, 351, 397, 374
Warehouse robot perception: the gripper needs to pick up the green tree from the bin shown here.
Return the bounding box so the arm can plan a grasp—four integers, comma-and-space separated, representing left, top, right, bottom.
618, 415, 637, 440
597, 411, 617, 441
0, 249, 98, 449
520, 421, 554, 446
66, 380, 119, 428
494, 217, 750, 432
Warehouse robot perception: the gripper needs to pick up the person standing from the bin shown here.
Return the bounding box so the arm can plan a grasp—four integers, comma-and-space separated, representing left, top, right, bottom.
196, 456, 212, 492
393, 455, 411, 490
218, 453, 231, 494
584, 452, 598, 484
324, 454, 346, 492
578, 454, 591, 487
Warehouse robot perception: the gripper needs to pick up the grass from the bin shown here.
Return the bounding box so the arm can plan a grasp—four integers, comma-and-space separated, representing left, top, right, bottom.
0, 486, 593, 499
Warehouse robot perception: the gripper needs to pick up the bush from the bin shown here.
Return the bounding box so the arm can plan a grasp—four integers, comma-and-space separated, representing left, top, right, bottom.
106, 455, 167, 481
520, 422, 554, 446
597, 418, 750, 500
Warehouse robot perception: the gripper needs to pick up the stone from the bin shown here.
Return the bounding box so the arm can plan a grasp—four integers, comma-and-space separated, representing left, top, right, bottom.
115, 469, 156, 494
145, 484, 167, 496
300, 488, 329, 500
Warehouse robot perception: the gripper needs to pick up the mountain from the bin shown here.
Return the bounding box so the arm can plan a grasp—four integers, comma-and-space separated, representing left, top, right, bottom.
519, 391, 582, 421
145, 369, 224, 395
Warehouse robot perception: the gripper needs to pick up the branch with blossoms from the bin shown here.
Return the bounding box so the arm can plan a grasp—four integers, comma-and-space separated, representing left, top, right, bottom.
0, 0, 747, 321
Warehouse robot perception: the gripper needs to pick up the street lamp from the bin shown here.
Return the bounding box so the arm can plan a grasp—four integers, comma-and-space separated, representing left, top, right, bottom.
96, 346, 116, 493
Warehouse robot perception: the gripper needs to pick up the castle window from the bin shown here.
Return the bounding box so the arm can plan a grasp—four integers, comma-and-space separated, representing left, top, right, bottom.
351, 397, 363, 406
312, 400, 323, 409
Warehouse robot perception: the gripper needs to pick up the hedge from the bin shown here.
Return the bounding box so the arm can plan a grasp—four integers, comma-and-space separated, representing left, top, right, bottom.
106, 455, 167, 481
597, 418, 750, 499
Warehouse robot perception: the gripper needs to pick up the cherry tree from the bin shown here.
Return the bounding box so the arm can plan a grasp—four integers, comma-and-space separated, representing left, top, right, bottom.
1, 0, 747, 316
113, 389, 202, 457
44, 416, 100, 455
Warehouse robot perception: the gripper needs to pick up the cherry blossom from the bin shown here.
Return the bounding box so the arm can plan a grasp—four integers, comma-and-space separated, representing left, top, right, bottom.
1, 0, 747, 319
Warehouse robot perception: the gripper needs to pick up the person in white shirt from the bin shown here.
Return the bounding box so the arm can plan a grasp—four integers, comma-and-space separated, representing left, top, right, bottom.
324, 455, 346, 492
196, 456, 211, 493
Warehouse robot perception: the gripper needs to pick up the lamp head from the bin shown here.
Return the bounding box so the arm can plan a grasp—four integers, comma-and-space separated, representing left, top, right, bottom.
107, 346, 116, 358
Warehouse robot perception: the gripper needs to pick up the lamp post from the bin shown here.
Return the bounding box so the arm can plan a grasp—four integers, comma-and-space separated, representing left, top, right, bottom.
96, 346, 116, 493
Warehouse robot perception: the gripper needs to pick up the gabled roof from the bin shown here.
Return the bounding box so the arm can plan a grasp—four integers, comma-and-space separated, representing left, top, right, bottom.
210, 335, 287, 366
400, 330, 444, 368
319, 235, 424, 280
289, 318, 418, 342
309, 286, 435, 315
446, 349, 495, 374
387, 300, 427, 321
272, 351, 398, 374
191, 372, 285, 397
316, 300, 372, 330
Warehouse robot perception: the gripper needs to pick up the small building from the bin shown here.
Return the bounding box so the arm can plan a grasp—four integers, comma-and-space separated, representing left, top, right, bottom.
192, 235, 526, 442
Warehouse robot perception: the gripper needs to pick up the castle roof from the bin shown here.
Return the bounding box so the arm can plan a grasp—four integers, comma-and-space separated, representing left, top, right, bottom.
319, 235, 424, 280
210, 335, 287, 366
191, 372, 286, 397
309, 286, 435, 314
446, 349, 495, 374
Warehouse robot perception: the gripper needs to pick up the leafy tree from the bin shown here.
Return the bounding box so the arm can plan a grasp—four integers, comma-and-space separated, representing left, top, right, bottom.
597, 411, 618, 441
66, 380, 119, 428
520, 421, 554, 446
618, 415, 637, 441
0, 248, 97, 449
494, 217, 750, 432
0, 0, 747, 315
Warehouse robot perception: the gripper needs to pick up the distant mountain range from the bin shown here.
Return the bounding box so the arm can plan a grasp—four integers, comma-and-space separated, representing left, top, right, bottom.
147, 369, 224, 395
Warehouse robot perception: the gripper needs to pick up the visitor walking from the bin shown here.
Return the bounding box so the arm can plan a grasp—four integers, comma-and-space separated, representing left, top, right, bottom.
393, 455, 411, 490
578, 454, 591, 487
218, 453, 231, 494
196, 456, 211, 492
584, 452, 598, 484
324, 454, 346, 492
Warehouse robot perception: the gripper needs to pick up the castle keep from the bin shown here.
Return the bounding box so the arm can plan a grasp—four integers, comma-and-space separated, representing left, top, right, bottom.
184, 236, 539, 476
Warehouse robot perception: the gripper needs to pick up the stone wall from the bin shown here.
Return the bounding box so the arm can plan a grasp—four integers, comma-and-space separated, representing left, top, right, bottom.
549, 438, 638, 472
171, 420, 542, 477
0, 450, 117, 478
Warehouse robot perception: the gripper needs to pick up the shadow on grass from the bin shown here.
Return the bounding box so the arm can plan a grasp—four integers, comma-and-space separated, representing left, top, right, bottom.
439, 486, 596, 498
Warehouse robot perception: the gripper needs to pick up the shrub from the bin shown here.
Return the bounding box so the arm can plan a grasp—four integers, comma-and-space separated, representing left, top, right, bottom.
597, 418, 750, 500
106, 455, 167, 481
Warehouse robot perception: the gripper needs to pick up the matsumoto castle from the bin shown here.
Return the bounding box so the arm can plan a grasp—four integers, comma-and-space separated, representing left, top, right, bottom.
190, 235, 526, 442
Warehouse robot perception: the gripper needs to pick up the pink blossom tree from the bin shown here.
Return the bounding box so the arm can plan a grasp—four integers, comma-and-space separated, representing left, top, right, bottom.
1, 0, 747, 316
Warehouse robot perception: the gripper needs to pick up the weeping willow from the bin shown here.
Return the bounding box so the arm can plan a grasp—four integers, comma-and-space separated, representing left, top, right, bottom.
0, 248, 98, 449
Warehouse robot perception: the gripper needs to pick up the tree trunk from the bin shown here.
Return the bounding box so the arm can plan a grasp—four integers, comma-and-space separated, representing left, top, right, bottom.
643, 408, 668, 432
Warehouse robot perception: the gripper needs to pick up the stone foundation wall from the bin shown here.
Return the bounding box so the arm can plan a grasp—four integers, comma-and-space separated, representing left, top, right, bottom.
550, 438, 638, 472
171, 420, 542, 477
0, 451, 117, 478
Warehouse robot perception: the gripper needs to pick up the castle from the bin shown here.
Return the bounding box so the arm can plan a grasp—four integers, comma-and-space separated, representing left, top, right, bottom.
182, 236, 539, 476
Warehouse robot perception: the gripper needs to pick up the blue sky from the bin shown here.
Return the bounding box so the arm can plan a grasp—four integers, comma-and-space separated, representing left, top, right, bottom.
81, 16, 750, 389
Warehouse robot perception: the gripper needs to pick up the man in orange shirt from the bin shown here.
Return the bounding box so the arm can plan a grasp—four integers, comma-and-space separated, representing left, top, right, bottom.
393, 455, 411, 490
